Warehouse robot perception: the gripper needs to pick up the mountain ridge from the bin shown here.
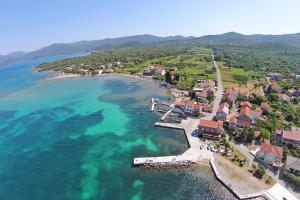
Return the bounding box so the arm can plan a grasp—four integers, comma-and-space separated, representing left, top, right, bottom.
1, 32, 300, 67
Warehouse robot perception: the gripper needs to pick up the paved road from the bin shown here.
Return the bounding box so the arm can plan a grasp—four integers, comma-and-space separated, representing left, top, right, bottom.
204, 54, 224, 120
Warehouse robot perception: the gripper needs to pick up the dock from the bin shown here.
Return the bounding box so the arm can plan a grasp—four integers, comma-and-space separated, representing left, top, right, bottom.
133, 155, 197, 167
133, 118, 213, 168
154, 122, 183, 129
160, 110, 172, 121
150, 98, 156, 112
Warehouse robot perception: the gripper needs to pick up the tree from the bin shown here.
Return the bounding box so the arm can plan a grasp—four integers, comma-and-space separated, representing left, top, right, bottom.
286, 173, 300, 189
190, 91, 196, 99
174, 72, 180, 82
259, 128, 272, 139
254, 165, 266, 179
165, 70, 172, 84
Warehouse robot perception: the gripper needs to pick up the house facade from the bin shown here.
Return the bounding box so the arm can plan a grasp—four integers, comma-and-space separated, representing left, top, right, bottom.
175, 100, 201, 115
256, 143, 283, 167
216, 103, 229, 121
198, 119, 223, 139
222, 87, 239, 106
275, 130, 300, 148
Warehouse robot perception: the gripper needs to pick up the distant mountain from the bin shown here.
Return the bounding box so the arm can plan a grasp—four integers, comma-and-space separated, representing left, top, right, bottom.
1, 32, 300, 67
0, 34, 188, 67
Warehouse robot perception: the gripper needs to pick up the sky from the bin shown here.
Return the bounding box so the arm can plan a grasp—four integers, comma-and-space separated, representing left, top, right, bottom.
0, 0, 300, 55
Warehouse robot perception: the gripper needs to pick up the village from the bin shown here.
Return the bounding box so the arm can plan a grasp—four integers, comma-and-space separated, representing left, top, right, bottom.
134, 58, 300, 200
38, 48, 300, 199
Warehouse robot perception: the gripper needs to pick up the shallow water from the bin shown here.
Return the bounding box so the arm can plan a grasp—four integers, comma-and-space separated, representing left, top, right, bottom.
0, 58, 237, 200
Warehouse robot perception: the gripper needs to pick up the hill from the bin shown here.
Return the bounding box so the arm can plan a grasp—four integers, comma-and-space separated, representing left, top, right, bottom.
2, 32, 300, 67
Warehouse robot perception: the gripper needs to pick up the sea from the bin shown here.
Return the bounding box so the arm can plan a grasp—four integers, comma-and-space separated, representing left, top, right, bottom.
0, 54, 237, 200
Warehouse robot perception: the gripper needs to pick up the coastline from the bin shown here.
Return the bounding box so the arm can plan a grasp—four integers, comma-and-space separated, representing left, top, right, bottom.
45, 72, 81, 80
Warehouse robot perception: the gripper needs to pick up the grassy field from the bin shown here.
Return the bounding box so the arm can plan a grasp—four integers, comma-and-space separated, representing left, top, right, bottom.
218, 62, 264, 95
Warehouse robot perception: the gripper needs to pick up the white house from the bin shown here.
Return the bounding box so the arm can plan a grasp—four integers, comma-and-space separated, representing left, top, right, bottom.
256, 143, 283, 167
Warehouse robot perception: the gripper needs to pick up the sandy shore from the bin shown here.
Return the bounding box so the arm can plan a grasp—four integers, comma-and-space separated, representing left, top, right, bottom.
46, 73, 81, 81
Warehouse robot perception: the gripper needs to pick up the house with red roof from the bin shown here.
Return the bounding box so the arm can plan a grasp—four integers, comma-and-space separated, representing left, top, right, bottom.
216, 103, 229, 121
260, 102, 272, 112
175, 100, 201, 115
256, 143, 283, 167
266, 83, 281, 93
241, 101, 252, 109
206, 88, 215, 100
228, 116, 238, 130
222, 87, 239, 106
239, 106, 252, 122
279, 93, 291, 104
239, 102, 262, 123
198, 119, 223, 139
275, 130, 300, 148
252, 107, 262, 121
202, 104, 213, 113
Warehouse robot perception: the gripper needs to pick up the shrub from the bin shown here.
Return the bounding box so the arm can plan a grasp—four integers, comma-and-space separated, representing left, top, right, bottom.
254, 165, 266, 179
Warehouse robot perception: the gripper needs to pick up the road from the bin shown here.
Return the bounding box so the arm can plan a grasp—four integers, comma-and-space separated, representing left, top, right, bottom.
204, 54, 224, 120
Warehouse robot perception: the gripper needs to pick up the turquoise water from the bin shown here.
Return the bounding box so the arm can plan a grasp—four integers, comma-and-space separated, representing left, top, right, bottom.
0, 57, 236, 200
0, 52, 88, 96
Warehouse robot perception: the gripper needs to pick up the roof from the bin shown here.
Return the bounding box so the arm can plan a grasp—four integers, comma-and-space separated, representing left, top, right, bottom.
279, 93, 290, 100
255, 131, 261, 138
185, 100, 195, 107
199, 119, 223, 130
237, 119, 251, 127
193, 104, 201, 110
260, 143, 283, 159
286, 155, 300, 171
275, 129, 282, 136
282, 130, 300, 142
240, 106, 252, 117
269, 83, 281, 90
175, 100, 195, 107
229, 116, 237, 124
217, 103, 229, 114
203, 104, 212, 110
241, 101, 252, 108
261, 102, 271, 110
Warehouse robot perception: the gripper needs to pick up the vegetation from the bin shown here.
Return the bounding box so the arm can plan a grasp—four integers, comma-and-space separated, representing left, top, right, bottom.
37, 46, 215, 90
253, 165, 266, 179
213, 43, 300, 75
286, 173, 300, 190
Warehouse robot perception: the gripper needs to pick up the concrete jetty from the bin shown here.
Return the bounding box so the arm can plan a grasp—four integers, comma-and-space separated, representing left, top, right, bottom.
133, 118, 213, 168
154, 122, 183, 129
150, 98, 156, 112
160, 110, 171, 121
